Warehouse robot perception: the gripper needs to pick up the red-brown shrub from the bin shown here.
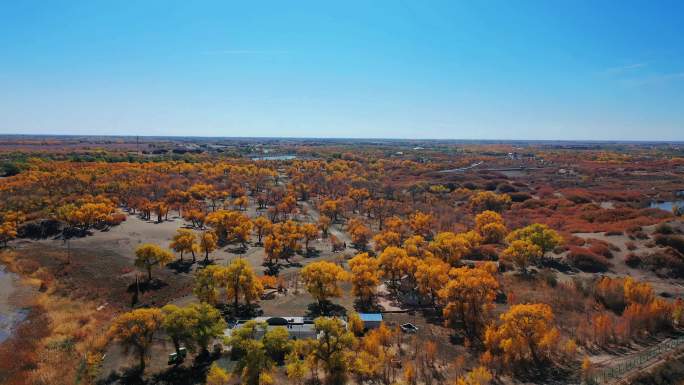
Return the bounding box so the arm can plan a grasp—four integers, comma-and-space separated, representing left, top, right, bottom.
589, 243, 614, 259
625, 253, 641, 268
566, 246, 611, 273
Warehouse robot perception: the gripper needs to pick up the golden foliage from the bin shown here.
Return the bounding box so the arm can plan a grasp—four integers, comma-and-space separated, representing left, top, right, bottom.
484, 303, 562, 368
501, 239, 542, 273
300, 261, 349, 306
438, 265, 499, 337
134, 243, 174, 281
348, 252, 381, 304
108, 308, 163, 371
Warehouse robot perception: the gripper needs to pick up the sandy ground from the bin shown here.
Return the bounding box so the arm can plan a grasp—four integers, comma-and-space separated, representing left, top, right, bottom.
0, 267, 27, 343
40, 201, 361, 381
573, 226, 684, 299
0, 267, 18, 318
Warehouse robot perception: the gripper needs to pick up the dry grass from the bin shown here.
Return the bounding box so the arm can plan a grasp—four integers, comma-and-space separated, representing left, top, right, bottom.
0, 250, 112, 385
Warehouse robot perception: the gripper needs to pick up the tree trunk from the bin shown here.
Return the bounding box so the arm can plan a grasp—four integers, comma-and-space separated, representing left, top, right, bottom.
138, 348, 146, 372
147, 266, 152, 281
529, 342, 541, 366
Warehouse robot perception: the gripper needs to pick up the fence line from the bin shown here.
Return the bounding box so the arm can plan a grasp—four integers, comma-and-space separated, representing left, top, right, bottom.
589, 336, 684, 384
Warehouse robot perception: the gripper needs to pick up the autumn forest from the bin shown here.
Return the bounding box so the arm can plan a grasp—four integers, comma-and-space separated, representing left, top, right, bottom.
1, 137, 684, 385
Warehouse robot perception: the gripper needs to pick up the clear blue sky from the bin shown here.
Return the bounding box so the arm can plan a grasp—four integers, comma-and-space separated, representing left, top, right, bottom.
1, 1, 683, 140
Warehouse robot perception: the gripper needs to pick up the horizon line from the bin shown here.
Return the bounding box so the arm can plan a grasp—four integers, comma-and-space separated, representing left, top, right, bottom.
1, 133, 684, 144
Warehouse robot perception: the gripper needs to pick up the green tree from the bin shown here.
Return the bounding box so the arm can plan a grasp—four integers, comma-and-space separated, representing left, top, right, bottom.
501, 239, 542, 274
134, 243, 174, 281
263, 326, 291, 363
506, 223, 563, 255
161, 304, 196, 355
190, 302, 226, 353
310, 317, 357, 385
228, 320, 273, 385
193, 265, 223, 305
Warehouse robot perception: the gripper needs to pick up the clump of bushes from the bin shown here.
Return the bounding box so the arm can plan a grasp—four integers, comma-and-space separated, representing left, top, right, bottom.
497, 183, 516, 193
539, 268, 558, 287
586, 239, 620, 259
640, 249, 684, 278
630, 230, 650, 240
654, 223, 676, 235
589, 243, 614, 259
625, 253, 642, 268
566, 246, 611, 272
566, 235, 586, 247
654, 234, 684, 255
508, 192, 532, 202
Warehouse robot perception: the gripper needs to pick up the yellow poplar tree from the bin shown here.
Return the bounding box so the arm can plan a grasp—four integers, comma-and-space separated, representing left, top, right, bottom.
108, 308, 163, 372
134, 243, 174, 281
438, 265, 499, 337
301, 261, 349, 311
484, 303, 561, 368
348, 252, 381, 305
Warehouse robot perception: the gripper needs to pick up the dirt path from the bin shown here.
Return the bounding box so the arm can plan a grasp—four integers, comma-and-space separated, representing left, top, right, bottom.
300, 200, 352, 244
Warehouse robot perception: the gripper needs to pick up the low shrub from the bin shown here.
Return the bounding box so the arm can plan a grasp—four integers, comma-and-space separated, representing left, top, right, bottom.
566, 235, 586, 247
508, 192, 532, 202
654, 235, 684, 255
589, 243, 614, 259
625, 253, 642, 268
654, 223, 675, 235
641, 249, 684, 278
539, 268, 558, 287
566, 246, 611, 272
498, 183, 516, 193
634, 231, 650, 240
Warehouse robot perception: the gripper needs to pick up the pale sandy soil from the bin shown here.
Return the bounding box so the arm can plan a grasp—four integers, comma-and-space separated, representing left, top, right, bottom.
0, 258, 37, 343
91, 200, 361, 379
0, 267, 25, 343
573, 225, 684, 299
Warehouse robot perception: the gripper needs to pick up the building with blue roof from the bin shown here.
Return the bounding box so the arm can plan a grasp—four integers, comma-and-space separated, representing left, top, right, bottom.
358, 313, 383, 330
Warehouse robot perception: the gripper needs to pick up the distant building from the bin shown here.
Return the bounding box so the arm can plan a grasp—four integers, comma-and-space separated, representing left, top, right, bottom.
224, 316, 347, 340
358, 313, 383, 330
